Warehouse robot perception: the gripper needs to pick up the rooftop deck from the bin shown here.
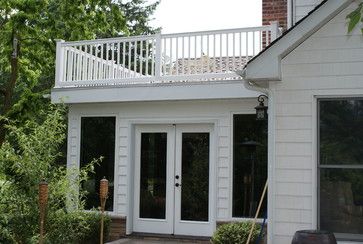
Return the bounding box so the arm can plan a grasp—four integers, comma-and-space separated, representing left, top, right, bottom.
54, 23, 280, 88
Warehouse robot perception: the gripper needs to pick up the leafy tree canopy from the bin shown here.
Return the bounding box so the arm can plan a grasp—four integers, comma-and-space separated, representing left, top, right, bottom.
0, 0, 159, 143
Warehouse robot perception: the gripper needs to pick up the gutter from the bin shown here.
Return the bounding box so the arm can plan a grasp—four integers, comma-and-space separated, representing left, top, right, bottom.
236, 67, 275, 244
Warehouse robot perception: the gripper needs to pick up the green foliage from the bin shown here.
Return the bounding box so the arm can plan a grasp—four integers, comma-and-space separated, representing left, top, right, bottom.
0, 0, 159, 140
211, 222, 262, 244
46, 210, 111, 244
346, 2, 363, 33
0, 104, 106, 243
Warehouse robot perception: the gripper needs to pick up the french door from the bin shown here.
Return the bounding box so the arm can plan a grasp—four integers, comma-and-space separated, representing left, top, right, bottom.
133, 124, 214, 236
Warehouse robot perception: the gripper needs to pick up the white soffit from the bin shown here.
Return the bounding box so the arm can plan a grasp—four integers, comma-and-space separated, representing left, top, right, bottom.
242, 0, 354, 82
51, 81, 261, 104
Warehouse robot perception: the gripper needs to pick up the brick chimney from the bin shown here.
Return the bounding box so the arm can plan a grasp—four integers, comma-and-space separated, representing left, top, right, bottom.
263, 0, 287, 30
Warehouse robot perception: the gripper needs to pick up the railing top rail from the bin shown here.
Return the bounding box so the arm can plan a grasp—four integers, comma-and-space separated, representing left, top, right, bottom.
60, 25, 273, 46
161, 25, 272, 38
61, 34, 158, 47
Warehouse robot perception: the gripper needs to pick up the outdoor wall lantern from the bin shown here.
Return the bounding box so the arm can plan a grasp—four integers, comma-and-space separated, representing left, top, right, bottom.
255, 95, 268, 120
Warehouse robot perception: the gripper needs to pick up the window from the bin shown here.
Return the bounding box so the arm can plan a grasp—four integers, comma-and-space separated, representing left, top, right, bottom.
318, 98, 363, 239
80, 117, 116, 211
232, 114, 267, 218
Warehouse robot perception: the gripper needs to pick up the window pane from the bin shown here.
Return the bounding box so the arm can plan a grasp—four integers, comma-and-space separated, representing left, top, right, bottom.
320, 168, 363, 235
80, 117, 115, 211
319, 99, 363, 165
181, 133, 209, 222
232, 114, 267, 218
140, 133, 167, 219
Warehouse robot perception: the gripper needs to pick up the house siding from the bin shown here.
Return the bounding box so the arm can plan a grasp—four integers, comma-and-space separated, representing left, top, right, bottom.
270, 3, 363, 243
293, 0, 322, 24
67, 98, 257, 234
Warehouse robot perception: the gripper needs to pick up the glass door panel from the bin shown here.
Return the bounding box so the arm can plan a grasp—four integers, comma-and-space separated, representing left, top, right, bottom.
181, 133, 209, 221
139, 133, 167, 219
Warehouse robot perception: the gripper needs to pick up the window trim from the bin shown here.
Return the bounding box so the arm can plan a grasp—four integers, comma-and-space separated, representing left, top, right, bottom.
317, 97, 363, 241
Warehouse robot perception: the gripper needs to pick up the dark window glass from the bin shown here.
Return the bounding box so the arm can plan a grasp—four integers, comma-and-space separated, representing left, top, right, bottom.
80, 117, 115, 211
232, 114, 267, 218
181, 133, 209, 222
320, 99, 363, 165
320, 169, 363, 235
319, 98, 363, 238
140, 133, 167, 219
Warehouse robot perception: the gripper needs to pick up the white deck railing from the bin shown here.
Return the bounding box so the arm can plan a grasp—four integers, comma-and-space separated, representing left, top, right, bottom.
55, 22, 279, 88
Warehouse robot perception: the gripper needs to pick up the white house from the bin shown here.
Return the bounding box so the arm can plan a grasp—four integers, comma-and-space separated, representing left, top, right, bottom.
51, 0, 363, 243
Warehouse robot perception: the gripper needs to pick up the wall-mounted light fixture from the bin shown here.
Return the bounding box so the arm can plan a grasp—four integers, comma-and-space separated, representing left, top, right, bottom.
255, 95, 268, 120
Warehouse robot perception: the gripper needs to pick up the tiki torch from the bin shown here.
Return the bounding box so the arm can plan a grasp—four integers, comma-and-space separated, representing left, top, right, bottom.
100, 177, 108, 244
39, 179, 48, 244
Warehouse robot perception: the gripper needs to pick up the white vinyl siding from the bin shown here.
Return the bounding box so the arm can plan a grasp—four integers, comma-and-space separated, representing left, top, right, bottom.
293, 0, 323, 24
271, 2, 363, 243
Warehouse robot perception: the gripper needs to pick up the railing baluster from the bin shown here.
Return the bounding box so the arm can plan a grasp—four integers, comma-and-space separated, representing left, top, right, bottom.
169, 37, 173, 75
207, 35, 210, 73
219, 34, 222, 73
127, 41, 131, 77
117, 42, 120, 79
188, 36, 191, 74
145, 40, 149, 76
181, 37, 185, 75
111, 43, 115, 79
151, 39, 155, 76
253, 31, 256, 56
140, 40, 143, 75
232, 33, 236, 71
175, 37, 179, 76
246, 32, 249, 62
122, 42, 126, 78
213, 34, 216, 73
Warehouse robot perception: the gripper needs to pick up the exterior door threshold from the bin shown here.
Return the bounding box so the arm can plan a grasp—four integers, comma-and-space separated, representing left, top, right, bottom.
129, 232, 211, 243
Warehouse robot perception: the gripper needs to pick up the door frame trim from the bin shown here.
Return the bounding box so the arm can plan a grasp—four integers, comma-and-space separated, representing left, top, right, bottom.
128, 119, 218, 236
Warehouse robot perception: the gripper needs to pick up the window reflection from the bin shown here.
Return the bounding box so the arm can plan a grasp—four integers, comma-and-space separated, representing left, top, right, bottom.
319, 98, 363, 238
80, 117, 115, 211
232, 114, 267, 218
140, 133, 167, 219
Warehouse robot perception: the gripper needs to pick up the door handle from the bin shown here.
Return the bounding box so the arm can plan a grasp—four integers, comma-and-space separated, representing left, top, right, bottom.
175, 183, 181, 187
175, 175, 179, 179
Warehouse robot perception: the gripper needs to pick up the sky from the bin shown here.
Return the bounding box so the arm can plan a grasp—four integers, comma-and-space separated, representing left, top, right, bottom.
148, 0, 262, 34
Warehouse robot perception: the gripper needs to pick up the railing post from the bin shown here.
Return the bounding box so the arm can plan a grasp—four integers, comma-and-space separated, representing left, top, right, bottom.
154, 33, 162, 79
269, 21, 280, 42
55, 39, 65, 87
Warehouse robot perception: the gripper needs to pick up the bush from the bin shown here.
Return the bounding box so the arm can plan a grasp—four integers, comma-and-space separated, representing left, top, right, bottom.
46, 210, 111, 244
0, 105, 105, 243
211, 221, 262, 244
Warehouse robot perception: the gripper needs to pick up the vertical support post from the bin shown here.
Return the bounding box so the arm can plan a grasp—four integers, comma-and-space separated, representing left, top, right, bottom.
154, 33, 162, 79
55, 39, 65, 87
269, 21, 280, 42
39, 179, 48, 244
100, 178, 109, 244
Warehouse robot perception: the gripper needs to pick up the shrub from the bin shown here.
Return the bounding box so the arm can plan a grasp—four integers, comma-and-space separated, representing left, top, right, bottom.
211, 221, 262, 244
0, 105, 106, 243
46, 210, 111, 244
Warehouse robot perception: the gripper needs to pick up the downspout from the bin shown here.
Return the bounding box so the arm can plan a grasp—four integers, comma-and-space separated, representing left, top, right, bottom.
236, 68, 275, 244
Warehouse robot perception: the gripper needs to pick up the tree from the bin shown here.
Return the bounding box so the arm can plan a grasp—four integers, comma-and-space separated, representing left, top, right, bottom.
346, 1, 363, 33
0, 0, 159, 144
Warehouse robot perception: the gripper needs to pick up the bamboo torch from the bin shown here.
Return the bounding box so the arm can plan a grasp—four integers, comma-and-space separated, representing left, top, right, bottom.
39, 179, 48, 244
100, 178, 108, 244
